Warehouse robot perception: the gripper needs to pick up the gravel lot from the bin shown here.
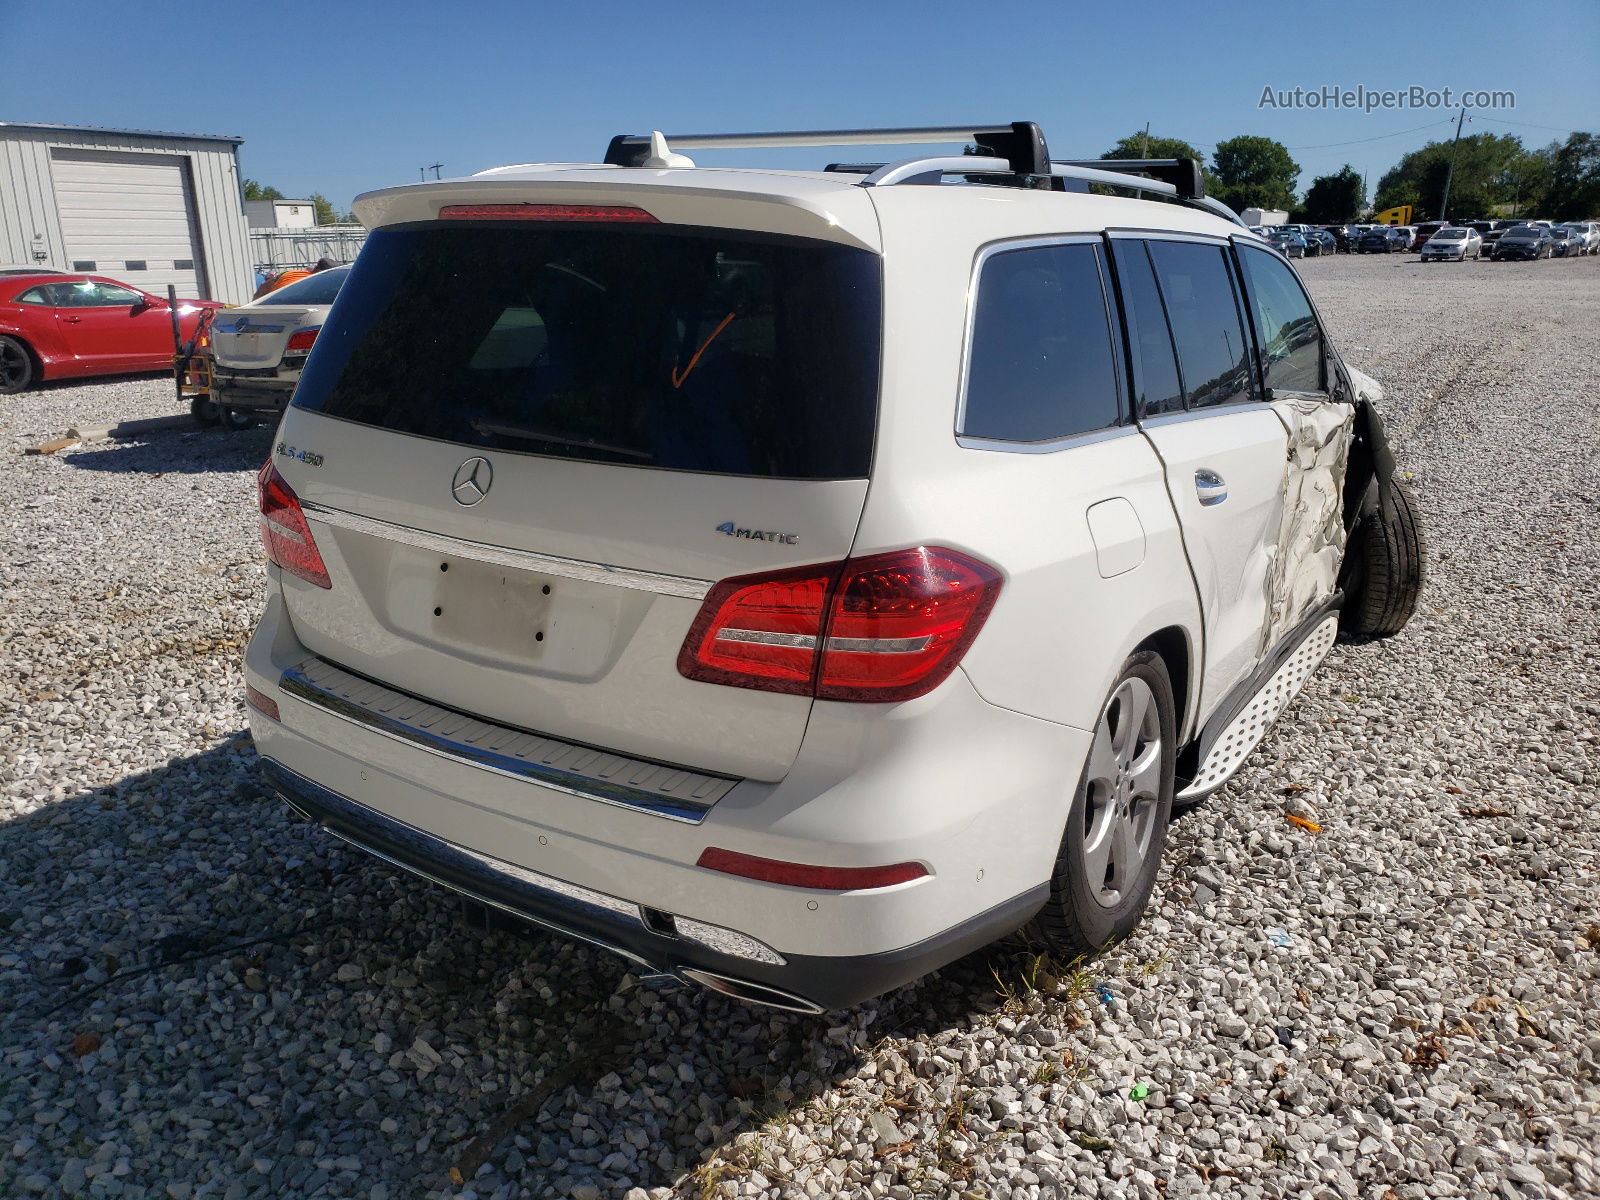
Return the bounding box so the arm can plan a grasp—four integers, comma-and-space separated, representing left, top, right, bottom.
3, 253, 1598, 1200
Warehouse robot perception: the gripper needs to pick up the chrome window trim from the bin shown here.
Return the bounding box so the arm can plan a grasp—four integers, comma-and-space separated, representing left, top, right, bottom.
1138, 401, 1268, 429
955, 423, 1142, 455
278, 657, 736, 823
954, 234, 1128, 449
1105, 228, 1234, 246
298, 501, 712, 600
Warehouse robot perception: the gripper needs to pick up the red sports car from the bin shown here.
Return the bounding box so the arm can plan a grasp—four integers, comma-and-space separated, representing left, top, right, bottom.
0, 273, 226, 393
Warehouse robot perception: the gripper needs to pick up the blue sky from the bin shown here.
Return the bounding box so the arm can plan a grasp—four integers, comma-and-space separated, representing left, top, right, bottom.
4, 0, 1595, 210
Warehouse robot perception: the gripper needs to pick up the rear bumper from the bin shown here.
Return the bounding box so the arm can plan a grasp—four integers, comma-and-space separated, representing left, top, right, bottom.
261, 757, 1046, 1011
244, 589, 1084, 1008
213, 374, 295, 411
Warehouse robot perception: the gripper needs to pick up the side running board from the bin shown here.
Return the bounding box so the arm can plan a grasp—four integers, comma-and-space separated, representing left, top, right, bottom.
1178, 613, 1340, 801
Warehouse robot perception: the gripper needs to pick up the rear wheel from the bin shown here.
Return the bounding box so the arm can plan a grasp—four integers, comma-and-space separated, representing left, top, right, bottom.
1027, 651, 1175, 958
1340, 478, 1426, 638
190, 394, 221, 427
0, 335, 35, 393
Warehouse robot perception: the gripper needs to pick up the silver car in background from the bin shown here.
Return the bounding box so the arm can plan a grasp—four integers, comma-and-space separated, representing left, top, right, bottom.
208, 266, 351, 428
1420, 227, 1482, 261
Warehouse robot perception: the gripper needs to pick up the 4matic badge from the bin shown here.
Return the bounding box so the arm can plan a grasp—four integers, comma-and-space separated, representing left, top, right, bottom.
716, 522, 798, 545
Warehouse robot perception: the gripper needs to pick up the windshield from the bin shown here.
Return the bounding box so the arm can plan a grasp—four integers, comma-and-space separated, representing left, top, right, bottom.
291, 221, 882, 479
1504, 226, 1538, 237
1434, 230, 1465, 240
260, 267, 350, 306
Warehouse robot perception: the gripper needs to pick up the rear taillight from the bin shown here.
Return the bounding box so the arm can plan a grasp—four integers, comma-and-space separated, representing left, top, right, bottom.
284, 327, 320, 355
678, 547, 1001, 703
438, 203, 659, 223
257, 463, 332, 589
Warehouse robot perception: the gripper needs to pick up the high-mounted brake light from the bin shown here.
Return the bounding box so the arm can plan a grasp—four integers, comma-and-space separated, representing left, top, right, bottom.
696, 847, 928, 890
678, 547, 1001, 702
284, 326, 320, 354
438, 203, 659, 223
257, 463, 332, 589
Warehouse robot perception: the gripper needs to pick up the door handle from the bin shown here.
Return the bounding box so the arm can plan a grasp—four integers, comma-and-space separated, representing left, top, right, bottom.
64, 315, 82, 323
1195, 469, 1228, 506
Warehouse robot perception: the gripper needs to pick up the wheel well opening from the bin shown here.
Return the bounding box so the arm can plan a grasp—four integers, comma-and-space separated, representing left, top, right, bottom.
1136, 625, 1191, 746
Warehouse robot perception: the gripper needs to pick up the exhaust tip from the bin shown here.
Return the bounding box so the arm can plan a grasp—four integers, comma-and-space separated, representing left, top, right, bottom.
678, 967, 825, 1015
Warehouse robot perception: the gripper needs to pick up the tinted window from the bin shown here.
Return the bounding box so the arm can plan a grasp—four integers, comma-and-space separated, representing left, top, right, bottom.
961, 242, 1121, 442
13, 286, 50, 305
54, 280, 142, 308
293, 223, 880, 479
1110, 240, 1183, 417
1237, 245, 1325, 394
1147, 241, 1255, 409
264, 267, 349, 306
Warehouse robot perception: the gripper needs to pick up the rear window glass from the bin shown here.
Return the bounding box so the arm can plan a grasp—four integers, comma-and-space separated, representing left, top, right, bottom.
265, 267, 349, 306
961, 242, 1122, 442
1147, 241, 1256, 409
1110, 240, 1184, 417
292, 223, 881, 479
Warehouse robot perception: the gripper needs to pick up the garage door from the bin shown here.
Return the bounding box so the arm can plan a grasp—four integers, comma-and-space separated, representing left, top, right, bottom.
52, 149, 208, 298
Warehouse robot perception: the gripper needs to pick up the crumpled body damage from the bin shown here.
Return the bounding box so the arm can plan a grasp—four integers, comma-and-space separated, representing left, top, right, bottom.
1260, 396, 1354, 653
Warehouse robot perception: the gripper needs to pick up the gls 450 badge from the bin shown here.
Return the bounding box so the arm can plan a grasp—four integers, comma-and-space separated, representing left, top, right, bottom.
275, 441, 324, 468
716, 522, 798, 545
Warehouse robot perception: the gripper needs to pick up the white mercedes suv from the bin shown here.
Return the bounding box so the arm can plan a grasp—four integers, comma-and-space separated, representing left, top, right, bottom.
243, 122, 1423, 1013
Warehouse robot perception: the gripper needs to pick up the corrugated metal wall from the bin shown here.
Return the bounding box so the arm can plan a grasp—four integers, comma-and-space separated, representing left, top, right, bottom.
0, 126, 254, 304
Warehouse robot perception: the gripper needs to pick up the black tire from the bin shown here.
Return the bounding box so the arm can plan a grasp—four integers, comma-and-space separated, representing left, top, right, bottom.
190, 393, 221, 427
1340, 478, 1426, 638
1026, 650, 1176, 958
0, 335, 36, 394
221, 407, 257, 430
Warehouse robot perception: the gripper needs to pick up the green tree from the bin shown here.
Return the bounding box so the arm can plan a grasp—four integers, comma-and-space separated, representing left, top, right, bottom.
310, 193, 339, 225
1101, 132, 1206, 162
1210, 135, 1300, 212
1540, 132, 1600, 220
242, 178, 284, 202
1302, 165, 1364, 224
1373, 132, 1527, 221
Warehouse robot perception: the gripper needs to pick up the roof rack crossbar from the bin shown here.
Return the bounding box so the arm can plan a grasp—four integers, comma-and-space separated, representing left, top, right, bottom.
605, 122, 1050, 175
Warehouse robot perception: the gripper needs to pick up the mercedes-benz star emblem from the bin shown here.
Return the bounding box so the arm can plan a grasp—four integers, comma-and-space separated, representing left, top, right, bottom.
451, 457, 493, 506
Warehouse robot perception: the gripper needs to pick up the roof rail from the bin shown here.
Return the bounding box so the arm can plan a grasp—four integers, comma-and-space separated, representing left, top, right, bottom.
604, 122, 1050, 176
1054, 158, 1208, 200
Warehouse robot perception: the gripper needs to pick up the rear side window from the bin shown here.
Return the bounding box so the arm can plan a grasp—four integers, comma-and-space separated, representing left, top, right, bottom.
1147, 241, 1256, 409
292, 223, 881, 479
1236, 244, 1325, 394
1109, 240, 1183, 417
960, 242, 1121, 443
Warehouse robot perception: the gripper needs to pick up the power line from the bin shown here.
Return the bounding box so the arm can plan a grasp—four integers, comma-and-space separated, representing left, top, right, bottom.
1469, 116, 1578, 135
1282, 119, 1456, 151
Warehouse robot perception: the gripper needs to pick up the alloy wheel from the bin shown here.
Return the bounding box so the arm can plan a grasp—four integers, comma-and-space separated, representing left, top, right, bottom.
1079, 676, 1164, 908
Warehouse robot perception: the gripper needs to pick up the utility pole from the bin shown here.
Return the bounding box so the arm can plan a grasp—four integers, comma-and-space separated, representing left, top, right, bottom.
419, 162, 443, 181
1140, 122, 1150, 159
1439, 108, 1467, 221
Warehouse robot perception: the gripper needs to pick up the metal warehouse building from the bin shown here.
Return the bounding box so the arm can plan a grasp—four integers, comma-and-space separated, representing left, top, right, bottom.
0, 121, 254, 305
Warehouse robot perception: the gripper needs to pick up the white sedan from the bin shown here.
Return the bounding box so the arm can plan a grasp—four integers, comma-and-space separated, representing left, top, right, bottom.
1420, 227, 1482, 261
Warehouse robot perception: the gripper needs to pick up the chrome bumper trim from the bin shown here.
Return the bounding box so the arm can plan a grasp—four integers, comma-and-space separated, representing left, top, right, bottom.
265, 758, 786, 969
297, 501, 713, 600
278, 656, 736, 823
